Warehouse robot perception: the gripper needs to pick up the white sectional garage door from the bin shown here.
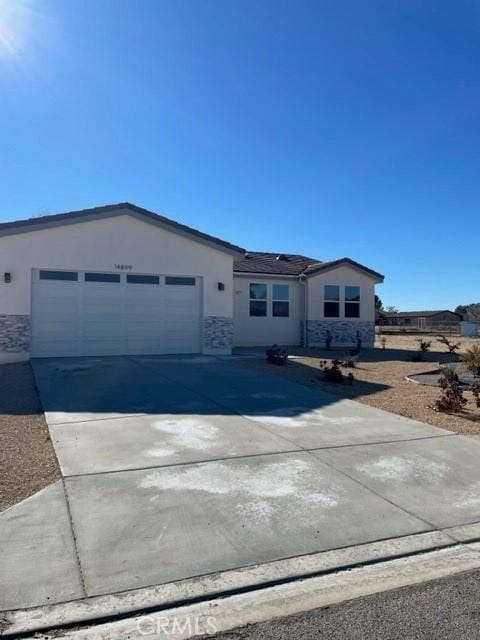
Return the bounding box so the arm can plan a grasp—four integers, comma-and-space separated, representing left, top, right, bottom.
31, 270, 201, 357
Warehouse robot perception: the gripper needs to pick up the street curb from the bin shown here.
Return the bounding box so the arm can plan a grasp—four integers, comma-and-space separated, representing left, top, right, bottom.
19, 543, 480, 640
0, 530, 458, 637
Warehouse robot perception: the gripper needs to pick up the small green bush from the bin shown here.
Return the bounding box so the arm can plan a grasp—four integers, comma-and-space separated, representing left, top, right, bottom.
462, 345, 480, 376
441, 365, 459, 382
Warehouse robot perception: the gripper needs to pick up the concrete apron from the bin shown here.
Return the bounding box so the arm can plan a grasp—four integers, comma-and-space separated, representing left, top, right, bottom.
4, 529, 480, 638
4, 355, 480, 636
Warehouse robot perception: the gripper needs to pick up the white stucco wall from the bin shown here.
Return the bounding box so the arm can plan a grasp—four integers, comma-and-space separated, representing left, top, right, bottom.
0, 213, 235, 360
306, 265, 377, 322
0, 214, 234, 317
233, 275, 304, 346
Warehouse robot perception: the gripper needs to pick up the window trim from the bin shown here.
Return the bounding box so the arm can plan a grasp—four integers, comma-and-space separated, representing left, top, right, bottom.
344, 285, 361, 318
165, 276, 196, 286
85, 272, 121, 283
249, 282, 267, 317
39, 270, 78, 281
126, 274, 160, 285
324, 284, 340, 318
272, 284, 290, 318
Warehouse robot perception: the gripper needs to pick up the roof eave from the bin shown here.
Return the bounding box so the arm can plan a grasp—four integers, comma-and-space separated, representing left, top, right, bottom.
305, 258, 384, 283
233, 271, 301, 278
0, 203, 246, 258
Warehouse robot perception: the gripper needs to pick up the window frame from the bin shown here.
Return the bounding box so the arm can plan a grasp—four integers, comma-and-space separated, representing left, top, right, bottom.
272, 284, 290, 318
39, 270, 78, 281
165, 276, 196, 286
324, 284, 340, 318
126, 274, 160, 285
249, 282, 267, 317
85, 272, 121, 283
344, 285, 361, 318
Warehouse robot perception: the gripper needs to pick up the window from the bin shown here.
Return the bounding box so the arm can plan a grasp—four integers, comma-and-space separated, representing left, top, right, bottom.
165, 276, 196, 286
272, 284, 289, 317
345, 286, 360, 318
249, 283, 267, 317
126, 274, 160, 285
85, 273, 120, 283
324, 285, 340, 317
39, 270, 78, 281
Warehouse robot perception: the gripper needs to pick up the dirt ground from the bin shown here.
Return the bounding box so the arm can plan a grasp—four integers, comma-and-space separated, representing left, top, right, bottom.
239, 334, 480, 435
0, 361, 60, 512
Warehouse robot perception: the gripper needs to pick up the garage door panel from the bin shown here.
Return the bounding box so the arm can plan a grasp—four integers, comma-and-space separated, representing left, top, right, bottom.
33, 339, 82, 358
31, 272, 202, 357
32, 321, 81, 340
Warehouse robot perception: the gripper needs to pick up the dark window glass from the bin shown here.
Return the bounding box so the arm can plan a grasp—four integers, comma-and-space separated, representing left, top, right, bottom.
345, 302, 360, 318
249, 283, 267, 300
345, 286, 360, 302
273, 301, 289, 317
272, 284, 289, 301
250, 300, 267, 317
85, 273, 120, 283
324, 285, 339, 301
39, 270, 78, 281
126, 274, 160, 285
324, 301, 340, 317
165, 276, 196, 286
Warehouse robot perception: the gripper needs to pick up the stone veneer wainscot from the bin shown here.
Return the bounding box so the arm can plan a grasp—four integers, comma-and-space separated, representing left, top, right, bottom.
203, 316, 234, 350
0, 315, 30, 353
306, 320, 375, 347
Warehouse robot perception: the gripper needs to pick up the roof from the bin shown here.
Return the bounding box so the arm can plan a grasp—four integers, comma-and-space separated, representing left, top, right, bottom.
304, 257, 384, 282
380, 310, 461, 318
0, 202, 246, 257
234, 253, 384, 281
233, 252, 321, 275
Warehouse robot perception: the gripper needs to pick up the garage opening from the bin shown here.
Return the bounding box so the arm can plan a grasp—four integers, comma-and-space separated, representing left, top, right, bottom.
31, 270, 201, 357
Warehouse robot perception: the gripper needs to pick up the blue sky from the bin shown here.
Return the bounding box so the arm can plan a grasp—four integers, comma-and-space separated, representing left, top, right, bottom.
0, 1, 479, 310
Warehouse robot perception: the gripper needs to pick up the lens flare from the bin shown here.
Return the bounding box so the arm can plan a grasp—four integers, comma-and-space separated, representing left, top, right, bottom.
0, 0, 34, 58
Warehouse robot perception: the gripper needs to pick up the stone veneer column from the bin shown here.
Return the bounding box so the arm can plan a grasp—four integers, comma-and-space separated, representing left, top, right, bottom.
306, 320, 375, 347
203, 316, 234, 353
0, 315, 31, 355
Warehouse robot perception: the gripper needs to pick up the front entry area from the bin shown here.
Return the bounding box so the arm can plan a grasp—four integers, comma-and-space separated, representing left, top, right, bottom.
30, 269, 201, 357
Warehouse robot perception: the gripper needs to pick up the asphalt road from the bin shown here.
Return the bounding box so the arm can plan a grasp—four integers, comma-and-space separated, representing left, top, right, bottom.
211, 569, 480, 640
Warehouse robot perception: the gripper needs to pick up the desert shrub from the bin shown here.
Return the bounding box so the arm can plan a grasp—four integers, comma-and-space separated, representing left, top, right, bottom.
462, 345, 480, 376
265, 345, 288, 366
440, 365, 459, 382
320, 359, 345, 383
434, 377, 467, 413
325, 330, 333, 351
471, 382, 480, 408
380, 336, 387, 350
437, 335, 461, 354
342, 354, 358, 368
417, 338, 431, 353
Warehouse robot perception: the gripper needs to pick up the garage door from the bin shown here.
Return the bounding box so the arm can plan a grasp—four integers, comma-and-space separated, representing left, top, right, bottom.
31, 270, 201, 357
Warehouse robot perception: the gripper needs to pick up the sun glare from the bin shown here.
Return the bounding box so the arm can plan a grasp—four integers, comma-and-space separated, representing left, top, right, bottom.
0, 0, 34, 58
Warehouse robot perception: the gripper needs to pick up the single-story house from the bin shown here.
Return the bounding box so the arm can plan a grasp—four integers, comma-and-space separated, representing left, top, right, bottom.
378, 310, 462, 329
0, 202, 384, 363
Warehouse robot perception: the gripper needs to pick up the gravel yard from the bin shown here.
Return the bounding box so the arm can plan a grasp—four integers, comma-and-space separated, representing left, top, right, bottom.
0, 362, 60, 512
239, 334, 480, 436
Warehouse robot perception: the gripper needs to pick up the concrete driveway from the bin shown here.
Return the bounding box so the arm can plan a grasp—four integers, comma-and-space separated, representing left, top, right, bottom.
2, 354, 480, 616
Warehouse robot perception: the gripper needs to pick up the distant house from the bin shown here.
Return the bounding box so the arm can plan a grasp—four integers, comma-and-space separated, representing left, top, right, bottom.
378, 310, 462, 329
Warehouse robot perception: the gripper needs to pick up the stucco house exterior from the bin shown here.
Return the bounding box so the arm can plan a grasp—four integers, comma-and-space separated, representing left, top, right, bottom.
0, 203, 384, 364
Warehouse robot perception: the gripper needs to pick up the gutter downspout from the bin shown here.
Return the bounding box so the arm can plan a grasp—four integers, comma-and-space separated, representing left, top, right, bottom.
300, 275, 308, 347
